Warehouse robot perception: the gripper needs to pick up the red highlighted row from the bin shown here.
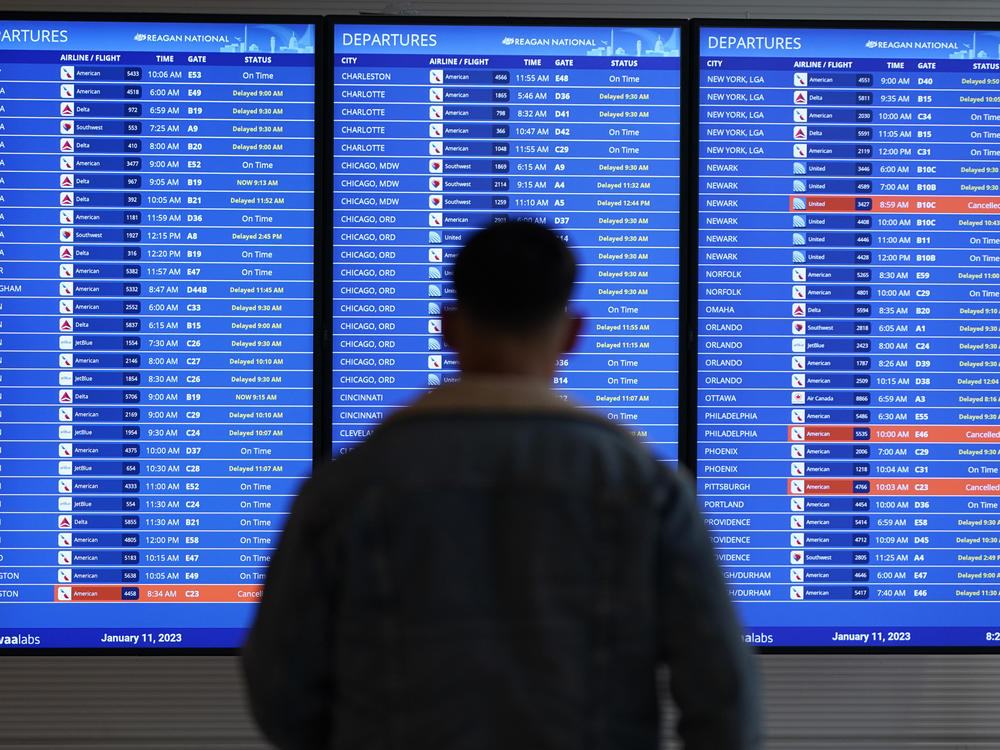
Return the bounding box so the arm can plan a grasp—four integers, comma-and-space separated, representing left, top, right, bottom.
789, 195, 1000, 213
788, 426, 1000, 443
787, 478, 1000, 495
53, 585, 263, 602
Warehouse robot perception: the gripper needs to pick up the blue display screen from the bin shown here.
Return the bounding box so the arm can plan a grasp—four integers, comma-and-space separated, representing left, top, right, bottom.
0, 18, 316, 648
331, 23, 681, 462
698, 25, 1000, 647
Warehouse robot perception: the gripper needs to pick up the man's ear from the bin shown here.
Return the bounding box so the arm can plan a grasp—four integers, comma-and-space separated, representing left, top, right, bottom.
561, 314, 583, 354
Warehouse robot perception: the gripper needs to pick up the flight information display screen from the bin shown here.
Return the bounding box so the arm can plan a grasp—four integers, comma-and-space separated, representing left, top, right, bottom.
332, 21, 681, 462
0, 17, 316, 648
698, 24, 1000, 647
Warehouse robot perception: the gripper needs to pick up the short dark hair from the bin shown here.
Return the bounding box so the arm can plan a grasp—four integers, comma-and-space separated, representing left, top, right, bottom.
452, 221, 577, 331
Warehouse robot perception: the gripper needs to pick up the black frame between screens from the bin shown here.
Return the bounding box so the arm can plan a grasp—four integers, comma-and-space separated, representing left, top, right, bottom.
0, 11, 324, 655
688, 18, 1000, 653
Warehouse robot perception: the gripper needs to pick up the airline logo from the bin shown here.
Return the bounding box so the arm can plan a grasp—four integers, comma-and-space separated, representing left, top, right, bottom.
791, 338, 806, 352
428, 177, 442, 191
429, 87, 443, 102
59, 406, 73, 422
58, 569, 73, 583
792, 303, 806, 317
429, 69, 443, 84
58, 550, 72, 565
792, 267, 806, 281
790, 550, 804, 564
429, 123, 443, 138
58, 370, 73, 385
58, 515, 72, 529
57, 586, 72, 600
792, 285, 806, 299
59, 317, 73, 331
791, 409, 805, 424
60, 65, 74, 80
61, 120, 74, 134
428, 195, 442, 208
428, 319, 442, 334
790, 425, 805, 441
61, 138, 74, 152
793, 126, 808, 140
60, 263, 74, 277
61, 174, 74, 188
428, 355, 442, 369
59, 442, 73, 457
794, 72, 808, 86
60, 246, 73, 260
60, 281, 74, 295
59, 425, 73, 439
59, 479, 73, 493
790, 568, 804, 582
60, 210, 74, 224
791, 373, 805, 388
58, 532, 73, 547
791, 496, 804, 512
790, 586, 804, 600
428, 212, 442, 226
58, 335, 73, 350
428, 159, 442, 173
60, 353, 73, 368
59, 389, 73, 403
791, 391, 805, 405
61, 192, 74, 206
792, 320, 805, 335
793, 143, 807, 158
58, 461, 73, 476
429, 105, 443, 119
791, 356, 805, 370
429, 141, 443, 155
794, 90, 807, 104
793, 108, 808, 122
60, 83, 74, 98
61, 156, 74, 170
790, 532, 804, 547
61, 102, 74, 116
428, 248, 442, 262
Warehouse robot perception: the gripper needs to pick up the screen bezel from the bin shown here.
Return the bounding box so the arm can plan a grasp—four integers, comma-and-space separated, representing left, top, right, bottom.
327, 14, 689, 467
0, 10, 323, 655
690, 17, 1000, 653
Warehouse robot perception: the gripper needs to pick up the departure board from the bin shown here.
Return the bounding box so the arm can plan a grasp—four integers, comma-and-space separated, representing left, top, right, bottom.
698, 24, 1000, 647
0, 17, 316, 648
332, 21, 681, 461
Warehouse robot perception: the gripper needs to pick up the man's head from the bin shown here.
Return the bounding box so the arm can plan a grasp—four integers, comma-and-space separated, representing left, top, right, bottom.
443, 221, 582, 379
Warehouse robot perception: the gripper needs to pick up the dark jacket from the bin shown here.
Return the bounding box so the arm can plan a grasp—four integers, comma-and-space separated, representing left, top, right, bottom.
243, 377, 760, 749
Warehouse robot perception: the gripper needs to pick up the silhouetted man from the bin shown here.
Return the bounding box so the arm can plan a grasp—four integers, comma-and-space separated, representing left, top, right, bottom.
243, 221, 760, 749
